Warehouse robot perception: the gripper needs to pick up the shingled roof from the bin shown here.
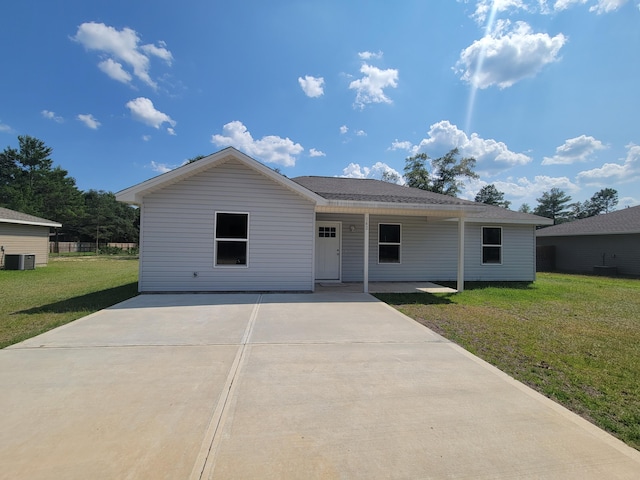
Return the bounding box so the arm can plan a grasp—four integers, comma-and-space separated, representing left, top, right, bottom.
292, 176, 551, 224
0, 207, 62, 227
536, 205, 640, 237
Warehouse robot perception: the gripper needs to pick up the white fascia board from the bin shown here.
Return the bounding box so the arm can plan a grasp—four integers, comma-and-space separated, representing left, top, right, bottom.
0, 218, 62, 228
537, 230, 640, 237
116, 147, 326, 206
316, 200, 485, 216
463, 216, 554, 226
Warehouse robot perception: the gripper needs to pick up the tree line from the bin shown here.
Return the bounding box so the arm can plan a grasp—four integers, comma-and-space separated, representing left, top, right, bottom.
400, 149, 618, 225
1, 136, 618, 241
0, 135, 138, 243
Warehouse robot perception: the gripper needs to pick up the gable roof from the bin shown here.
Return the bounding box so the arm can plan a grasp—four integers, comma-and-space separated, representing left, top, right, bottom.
536, 205, 640, 237
293, 176, 552, 224
116, 147, 327, 205
0, 207, 62, 228
115, 147, 550, 225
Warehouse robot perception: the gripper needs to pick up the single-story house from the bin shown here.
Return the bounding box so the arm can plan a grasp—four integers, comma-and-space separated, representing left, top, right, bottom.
0, 207, 62, 268
536, 205, 640, 276
116, 147, 553, 293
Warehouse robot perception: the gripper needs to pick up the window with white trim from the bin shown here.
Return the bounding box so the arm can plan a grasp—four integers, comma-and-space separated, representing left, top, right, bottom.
215, 212, 248, 266
378, 223, 401, 263
482, 227, 502, 265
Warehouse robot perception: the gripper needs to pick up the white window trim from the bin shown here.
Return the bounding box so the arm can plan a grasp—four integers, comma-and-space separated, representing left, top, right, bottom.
378, 223, 401, 264
214, 211, 250, 268
481, 226, 502, 266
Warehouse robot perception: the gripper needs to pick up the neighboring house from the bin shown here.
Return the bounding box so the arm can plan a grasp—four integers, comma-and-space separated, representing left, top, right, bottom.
536, 205, 640, 276
116, 147, 552, 293
0, 207, 62, 268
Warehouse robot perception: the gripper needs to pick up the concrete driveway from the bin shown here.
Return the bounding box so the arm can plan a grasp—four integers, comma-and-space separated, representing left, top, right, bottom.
1, 293, 639, 479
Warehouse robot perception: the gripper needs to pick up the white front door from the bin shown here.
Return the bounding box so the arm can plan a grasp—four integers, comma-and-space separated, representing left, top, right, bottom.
315, 222, 341, 281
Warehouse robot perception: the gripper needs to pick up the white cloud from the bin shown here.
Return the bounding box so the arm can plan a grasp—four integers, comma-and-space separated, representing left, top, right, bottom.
349, 63, 399, 109
141, 41, 172, 64
309, 148, 326, 157
0, 121, 14, 133
356, 130, 367, 136
149, 161, 172, 173
589, 0, 628, 13
148, 157, 189, 173
471, 0, 627, 16
542, 135, 606, 165
211, 121, 304, 167
459, 172, 581, 205
412, 120, 531, 172
358, 51, 383, 60
77, 113, 101, 129
98, 58, 132, 84
142, 135, 151, 142
389, 140, 414, 151
457, 21, 566, 89
73, 22, 173, 89
577, 143, 640, 185
126, 97, 176, 130
298, 75, 325, 97
167, 127, 176, 136
41, 110, 63, 123
472, 0, 529, 24
341, 161, 405, 184
340, 125, 349, 134
553, 0, 588, 11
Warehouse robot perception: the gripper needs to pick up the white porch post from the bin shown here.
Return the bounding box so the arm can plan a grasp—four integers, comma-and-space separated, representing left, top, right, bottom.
457, 216, 465, 292
364, 213, 370, 293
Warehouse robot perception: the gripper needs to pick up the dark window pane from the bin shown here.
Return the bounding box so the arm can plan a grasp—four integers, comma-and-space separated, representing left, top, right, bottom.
483, 227, 501, 245
379, 224, 400, 243
217, 241, 247, 265
379, 245, 400, 263
216, 213, 248, 239
483, 246, 501, 264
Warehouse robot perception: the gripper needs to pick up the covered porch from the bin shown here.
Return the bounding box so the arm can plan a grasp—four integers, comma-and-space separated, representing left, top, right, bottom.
313, 209, 473, 293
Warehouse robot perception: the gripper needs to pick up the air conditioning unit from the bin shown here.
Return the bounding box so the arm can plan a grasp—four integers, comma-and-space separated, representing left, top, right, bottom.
4, 254, 36, 270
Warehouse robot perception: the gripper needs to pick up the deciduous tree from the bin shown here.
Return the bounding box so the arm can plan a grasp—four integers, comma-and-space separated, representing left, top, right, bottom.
403, 148, 478, 196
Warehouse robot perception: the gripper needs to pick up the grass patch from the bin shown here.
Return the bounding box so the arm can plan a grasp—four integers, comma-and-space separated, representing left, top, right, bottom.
375, 273, 640, 450
1, 256, 139, 348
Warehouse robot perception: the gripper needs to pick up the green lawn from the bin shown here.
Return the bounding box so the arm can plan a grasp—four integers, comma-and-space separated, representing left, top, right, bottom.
0, 256, 139, 348
375, 273, 640, 450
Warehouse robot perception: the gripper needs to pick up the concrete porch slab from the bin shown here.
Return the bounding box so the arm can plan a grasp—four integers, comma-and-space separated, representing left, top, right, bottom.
315, 281, 457, 294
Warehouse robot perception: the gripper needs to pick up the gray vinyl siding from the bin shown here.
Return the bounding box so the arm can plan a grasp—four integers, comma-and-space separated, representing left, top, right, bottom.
369, 215, 459, 281
316, 214, 458, 281
537, 234, 640, 276
316, 214, 537, 282
0, 224, 51, 267
464, 223, 536, 281
139, 159, 315, 292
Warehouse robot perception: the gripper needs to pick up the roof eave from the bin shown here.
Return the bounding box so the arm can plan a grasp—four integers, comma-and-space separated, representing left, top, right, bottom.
537, 230, 640, 237
465, 216, 554, 226
0, 218, 62, 228
116, 147, 327, 206
316, 200, 485, 216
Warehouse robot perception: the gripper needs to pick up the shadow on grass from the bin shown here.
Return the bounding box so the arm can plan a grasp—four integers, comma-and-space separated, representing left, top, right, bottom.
16, 282, 139, 315
437, 281, 535, 291
373, 292, 455, 306
375, 281, 535, 306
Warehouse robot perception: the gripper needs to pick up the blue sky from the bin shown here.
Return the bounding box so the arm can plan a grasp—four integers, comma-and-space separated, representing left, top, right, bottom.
1, 0, 639, 209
